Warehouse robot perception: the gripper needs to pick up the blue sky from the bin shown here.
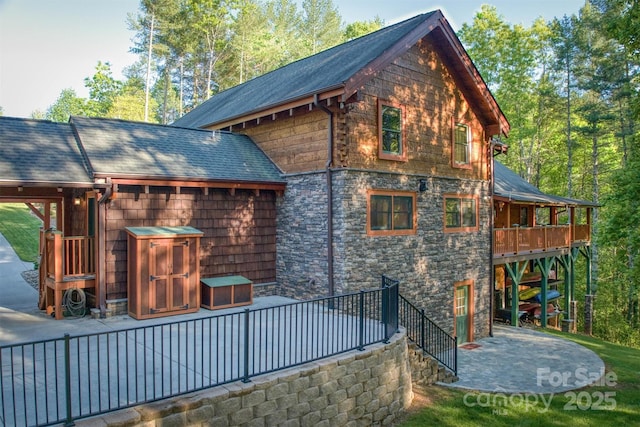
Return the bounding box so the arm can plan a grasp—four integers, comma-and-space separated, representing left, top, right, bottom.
0, 0, 586, 118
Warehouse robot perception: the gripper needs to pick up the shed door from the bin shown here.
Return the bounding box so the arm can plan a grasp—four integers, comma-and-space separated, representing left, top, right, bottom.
148, 239, 190, 313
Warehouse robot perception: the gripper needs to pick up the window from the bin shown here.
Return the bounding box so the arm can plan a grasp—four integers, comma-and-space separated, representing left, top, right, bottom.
444, 195, 478, 232
378, 100, 406, 161
368, 190, 416, 235
453, 123, 470, 167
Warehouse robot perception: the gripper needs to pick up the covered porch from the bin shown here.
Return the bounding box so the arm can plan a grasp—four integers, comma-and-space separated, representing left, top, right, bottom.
491, 161, 597, 334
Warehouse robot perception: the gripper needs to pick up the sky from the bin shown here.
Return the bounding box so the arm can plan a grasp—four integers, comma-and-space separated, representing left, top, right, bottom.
0, 0, 586, 119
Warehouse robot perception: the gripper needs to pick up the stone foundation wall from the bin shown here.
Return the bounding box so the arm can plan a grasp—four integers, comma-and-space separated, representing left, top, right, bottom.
75, 330, 413, 427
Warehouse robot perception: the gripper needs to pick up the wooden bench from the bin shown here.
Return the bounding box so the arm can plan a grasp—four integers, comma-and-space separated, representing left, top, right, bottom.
201, 275, 253, 310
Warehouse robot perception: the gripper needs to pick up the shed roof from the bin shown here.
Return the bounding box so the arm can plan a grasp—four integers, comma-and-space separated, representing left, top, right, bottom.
494, 161, 596, 207
173, 10, 509, 136
0, 117, 93, 187
70, 116, 284, 184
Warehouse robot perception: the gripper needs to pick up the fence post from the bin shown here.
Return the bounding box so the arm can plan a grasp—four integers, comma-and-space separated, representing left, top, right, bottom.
358, 291, 365, 351
382, 285, 390, 343
420, 309, 425, 351
242, 309, 251, 383
64, 334, 75, 426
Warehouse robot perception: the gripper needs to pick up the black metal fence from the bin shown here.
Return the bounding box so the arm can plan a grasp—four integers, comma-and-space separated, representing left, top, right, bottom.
399, 295, 457, 374
0, 282, 399, 427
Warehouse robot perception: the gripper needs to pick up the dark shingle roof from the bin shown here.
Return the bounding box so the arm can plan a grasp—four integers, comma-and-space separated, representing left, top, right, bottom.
494, 161, 596, 207
0, 117, 93, 186
70, 116, 283, 183
172, 12, 435, 128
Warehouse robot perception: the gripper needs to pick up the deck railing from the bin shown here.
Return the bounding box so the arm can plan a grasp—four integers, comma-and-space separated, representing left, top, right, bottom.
0, 282, 399, 427
41, 230, 95, 282
398, 295, 457, 374
494, 225, 576, 257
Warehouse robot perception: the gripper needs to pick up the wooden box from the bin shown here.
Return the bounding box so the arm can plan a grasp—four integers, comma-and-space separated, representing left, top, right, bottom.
126, 226, 203, 319
201, 275, 253, 310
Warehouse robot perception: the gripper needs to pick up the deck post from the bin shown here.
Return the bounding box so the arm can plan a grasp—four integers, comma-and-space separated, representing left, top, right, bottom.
53, 231, 64, 283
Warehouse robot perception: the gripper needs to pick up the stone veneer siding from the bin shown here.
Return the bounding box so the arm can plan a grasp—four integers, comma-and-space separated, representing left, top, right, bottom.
277, 169, 491, 340
74, 329, 412, 427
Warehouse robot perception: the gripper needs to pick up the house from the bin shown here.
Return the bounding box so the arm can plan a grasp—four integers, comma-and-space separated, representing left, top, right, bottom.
0, 10, 594, 343
173, 10, 510, 343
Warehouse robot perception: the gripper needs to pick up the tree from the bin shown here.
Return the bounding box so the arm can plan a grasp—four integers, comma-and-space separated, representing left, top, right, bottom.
45, 89, 87, 122
84, 62, 123, 116
299, 0, 342, 56
344, 17, 384, 41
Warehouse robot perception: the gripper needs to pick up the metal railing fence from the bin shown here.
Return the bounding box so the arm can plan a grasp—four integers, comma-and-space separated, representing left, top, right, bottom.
399, 295, 457, 374
0, 282, 399, 427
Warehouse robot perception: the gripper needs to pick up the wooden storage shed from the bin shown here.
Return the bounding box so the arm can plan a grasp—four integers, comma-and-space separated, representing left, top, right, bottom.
126, 226, 203, 319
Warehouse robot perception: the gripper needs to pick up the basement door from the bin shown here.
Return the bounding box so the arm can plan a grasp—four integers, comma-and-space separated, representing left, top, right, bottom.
454, 281, 474, 344
148, 238, 190, 314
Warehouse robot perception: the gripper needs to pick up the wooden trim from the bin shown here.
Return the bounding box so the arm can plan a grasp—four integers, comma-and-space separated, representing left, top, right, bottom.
212, 87, 345, 129
344, 12, 442, 99
454, 279, 475, 343
432, 23, 510, 137
443, 194, 479, 233
366, 189, 417, 236
377, 99, 408, 162
109, 178, 285, 192
451, 119, 472, 170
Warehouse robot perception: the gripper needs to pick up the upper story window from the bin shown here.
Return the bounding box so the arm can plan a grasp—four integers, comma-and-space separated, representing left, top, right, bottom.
368, 190, 416, 236
444, 195, 478, 232
378, 100, 406, 161
453, 123, 471, 167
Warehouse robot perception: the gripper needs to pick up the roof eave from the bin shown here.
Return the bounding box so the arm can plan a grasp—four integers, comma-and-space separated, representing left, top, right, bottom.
201, 85, 347, 130
101, 174, 286, 189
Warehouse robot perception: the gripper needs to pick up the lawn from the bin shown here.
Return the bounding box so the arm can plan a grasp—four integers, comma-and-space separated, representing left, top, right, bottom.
0, 203, 42, 264
399, 330, 640, 426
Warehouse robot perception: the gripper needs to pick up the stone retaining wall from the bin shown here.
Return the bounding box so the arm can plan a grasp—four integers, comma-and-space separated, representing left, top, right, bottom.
75, 330, 413, 427
406, 343, 458, 387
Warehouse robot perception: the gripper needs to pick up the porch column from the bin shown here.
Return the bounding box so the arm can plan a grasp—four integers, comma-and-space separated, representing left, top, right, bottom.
505, 261, 528, 327
97, 193, 108, 317
535, 257, 554, 328
582, 246, 594, 335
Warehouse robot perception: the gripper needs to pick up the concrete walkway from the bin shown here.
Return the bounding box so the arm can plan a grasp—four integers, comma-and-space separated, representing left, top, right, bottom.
444, 325, 605, 394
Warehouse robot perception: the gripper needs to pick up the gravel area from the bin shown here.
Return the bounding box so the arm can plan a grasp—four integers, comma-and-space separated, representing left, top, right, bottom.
20, 269, 39, 290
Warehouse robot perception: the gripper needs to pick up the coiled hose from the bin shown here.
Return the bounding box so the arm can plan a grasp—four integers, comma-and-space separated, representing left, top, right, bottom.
62, 288, 86, 318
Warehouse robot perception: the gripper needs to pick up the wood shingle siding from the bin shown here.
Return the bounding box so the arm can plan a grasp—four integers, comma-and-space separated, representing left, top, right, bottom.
104, 187, 277, 300
345, 42, 487, 180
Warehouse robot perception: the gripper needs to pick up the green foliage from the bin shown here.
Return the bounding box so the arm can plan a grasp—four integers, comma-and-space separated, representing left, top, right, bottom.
460, 1, 640, 347
0, 203, 42, 263
45, 88, 88, 122
344, 17, 384, 41
84, 61, 123, 116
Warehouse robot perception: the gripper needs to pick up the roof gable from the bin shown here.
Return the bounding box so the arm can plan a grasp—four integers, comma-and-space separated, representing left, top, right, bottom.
0, 117, 92, 186
173, 10, 508, 136
70, 116, 284, 184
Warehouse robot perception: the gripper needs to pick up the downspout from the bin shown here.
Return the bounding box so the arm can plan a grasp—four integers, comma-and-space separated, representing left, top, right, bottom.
315, 95, 335, 297
489, 138, 497, 337
96, 178, 113, 318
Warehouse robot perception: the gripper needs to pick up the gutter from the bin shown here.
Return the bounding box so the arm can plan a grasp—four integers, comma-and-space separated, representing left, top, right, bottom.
314, 95, 335, 298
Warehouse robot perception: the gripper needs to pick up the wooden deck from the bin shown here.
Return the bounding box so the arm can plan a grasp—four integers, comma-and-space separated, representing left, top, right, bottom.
494, 224, 590, 260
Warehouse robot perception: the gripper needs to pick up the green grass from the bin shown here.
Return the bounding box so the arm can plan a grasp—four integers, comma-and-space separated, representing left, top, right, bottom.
0, 203, 42, 263
400, 330, 640, 426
